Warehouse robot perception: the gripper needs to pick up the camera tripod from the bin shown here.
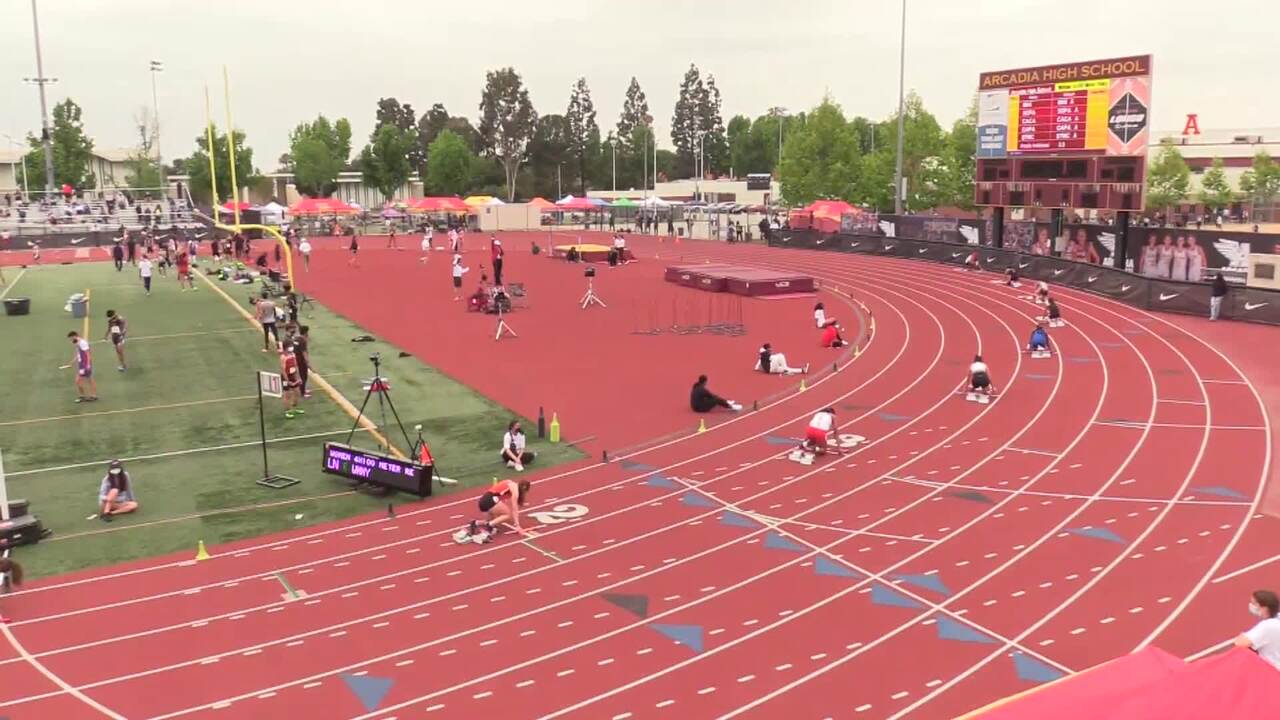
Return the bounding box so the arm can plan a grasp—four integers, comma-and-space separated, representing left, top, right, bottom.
495, 304, 517, 341
346, 353, 414, 455
580, 275, 606, 309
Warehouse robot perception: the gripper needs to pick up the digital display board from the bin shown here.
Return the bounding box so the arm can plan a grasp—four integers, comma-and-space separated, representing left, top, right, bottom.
975, 55, 1152, 211
322, 442, 431, 497
977, 55, 1151, 158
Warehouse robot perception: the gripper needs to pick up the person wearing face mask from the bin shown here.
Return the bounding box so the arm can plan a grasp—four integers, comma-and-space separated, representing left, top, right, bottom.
1234, 589, 1280, 671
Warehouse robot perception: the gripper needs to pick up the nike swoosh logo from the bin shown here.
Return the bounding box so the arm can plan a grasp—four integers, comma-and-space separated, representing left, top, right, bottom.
1159, 293, 1179, 301
1019, 262, 1030, 269
883, 245, 895, 251
1245, 302, 1268, 311
1053, 269, 1065, 276
849, 242, 860, 249
986, 256, 996, 262
917, 248, 928, 254
1087, 275, 1099, 282
951, 252, 963, 258
1121, 284, 1132, 292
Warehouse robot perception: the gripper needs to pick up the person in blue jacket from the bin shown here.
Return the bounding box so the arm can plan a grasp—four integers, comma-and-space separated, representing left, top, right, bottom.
1027, 324, 1051, 354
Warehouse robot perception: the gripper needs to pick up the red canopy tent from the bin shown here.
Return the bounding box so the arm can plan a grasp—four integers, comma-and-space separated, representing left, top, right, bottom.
555, 195, 596, 212
788, 199, 862, 232
968, 647, 1280, 720
289, 197, 356, 216
220, 201, 254, 212
409, 196, 469, 213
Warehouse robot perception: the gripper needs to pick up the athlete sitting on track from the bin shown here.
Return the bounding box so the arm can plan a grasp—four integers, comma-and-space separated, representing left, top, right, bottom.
821, 322, 847, 348
1035, 280, 1050, 305
1027, 324, 1052, 354
1004, 266, 1021, 288
454, 478, 532, 544
968, 354, 996, 396
963, 250, 979, 271
813, 302, 838, 328
757, 343, 808, 375
800, 408, 838, 454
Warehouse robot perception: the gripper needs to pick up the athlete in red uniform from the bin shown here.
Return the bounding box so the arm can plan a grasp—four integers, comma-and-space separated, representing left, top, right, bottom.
281, 344, 303, 419
175, 251, 195, 291
801, 408, 838, 454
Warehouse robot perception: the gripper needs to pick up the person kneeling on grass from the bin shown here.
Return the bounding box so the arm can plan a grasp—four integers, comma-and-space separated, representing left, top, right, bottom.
501, 420, 536, 471
0, 554, 23, 623
757, 343, 807, 375
98, 460, 139, 522
691, 374, 742, 413
454, 478, 532, 545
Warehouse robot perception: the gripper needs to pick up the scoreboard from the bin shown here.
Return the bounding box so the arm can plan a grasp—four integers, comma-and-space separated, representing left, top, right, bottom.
976, 55, 1152, 211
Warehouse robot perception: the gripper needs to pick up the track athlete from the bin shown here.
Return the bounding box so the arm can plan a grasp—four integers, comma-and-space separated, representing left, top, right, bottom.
454, 478, 532, 545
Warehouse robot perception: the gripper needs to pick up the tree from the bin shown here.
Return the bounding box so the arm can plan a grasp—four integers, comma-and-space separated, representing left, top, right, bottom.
670, 65, 704, 177
425, 130, 476, 196
565, 78, 599, 195
124, 108, 162, 191
25, 98, 96, 190
1198, 157, 1233, 212
359, 124, 414, 201
616, 77, 650, 150
698, 74, 729, 173
185, 125, 257, 204
478, 67, 538, 201
374, 98, 423, 172
914, 99, 977, 210
1146, 142, 1192, 216
289, 115, 352, 197
1240, 151, 1280, 218
778, 98, 861, 205
526, 114, 571, 199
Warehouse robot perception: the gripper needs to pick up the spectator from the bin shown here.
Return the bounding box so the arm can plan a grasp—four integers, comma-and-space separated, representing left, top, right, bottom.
500, 420, 536, 471
690, 374, 742, 413
1234, 589, 1280, 671
1210, 273, 1228, 321
98, 460, 139, 521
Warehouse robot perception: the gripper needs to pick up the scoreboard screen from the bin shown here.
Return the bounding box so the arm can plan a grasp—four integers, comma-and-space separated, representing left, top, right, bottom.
975, 55, 1152, 211
978, 55, 1151, 159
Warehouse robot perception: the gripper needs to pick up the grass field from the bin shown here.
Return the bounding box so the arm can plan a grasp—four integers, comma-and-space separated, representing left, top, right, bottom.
0, 260, 582, 579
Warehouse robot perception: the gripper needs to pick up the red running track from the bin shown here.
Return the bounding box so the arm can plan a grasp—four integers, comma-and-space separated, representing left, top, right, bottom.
0, 236, 1274, 720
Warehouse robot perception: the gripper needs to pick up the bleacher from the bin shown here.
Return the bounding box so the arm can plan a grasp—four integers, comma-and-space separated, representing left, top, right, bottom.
0, 188, 202, 236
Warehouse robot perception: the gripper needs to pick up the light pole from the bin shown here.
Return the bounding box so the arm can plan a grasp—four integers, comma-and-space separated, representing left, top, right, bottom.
149, 59, 165, 195
556, 162, 562, 200
25, 0, 56, 194
610, 137, 616, 192
893, 0, 908, 214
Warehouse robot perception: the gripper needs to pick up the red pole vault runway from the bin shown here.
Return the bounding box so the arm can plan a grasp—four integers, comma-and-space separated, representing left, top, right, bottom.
0, 236, 1273, 719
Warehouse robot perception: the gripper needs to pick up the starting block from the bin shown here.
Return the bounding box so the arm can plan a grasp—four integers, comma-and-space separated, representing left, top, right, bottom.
966, 392, 991, 404
1031, 349, 1051, 359
1048, 318, 1065, 328
788, 449, 816, 465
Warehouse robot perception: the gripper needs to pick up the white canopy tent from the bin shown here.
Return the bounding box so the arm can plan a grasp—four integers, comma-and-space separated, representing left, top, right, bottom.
258, 201, 286, 225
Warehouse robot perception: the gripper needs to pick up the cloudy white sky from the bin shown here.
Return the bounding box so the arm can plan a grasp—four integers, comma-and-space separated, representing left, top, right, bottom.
1, 0, 1276, 168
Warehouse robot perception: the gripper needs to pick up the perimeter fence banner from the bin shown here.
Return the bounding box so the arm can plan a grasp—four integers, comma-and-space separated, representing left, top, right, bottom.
769, 230, 1280, 326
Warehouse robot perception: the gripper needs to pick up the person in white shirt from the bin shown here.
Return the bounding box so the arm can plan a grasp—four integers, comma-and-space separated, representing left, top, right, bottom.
420, 228, 434, 263
968, 354, 995, 395
1235, 589, 1280, 672
138, 255, 154, 296
298, 238, 312, 272
801, 408, 837, 454
451, 254, 469, 301
757, 343, 807, 375
1035, 280, 1050, 305
500, 420, 536, 471
813, 302, 838, 329
448, 228, 461, 254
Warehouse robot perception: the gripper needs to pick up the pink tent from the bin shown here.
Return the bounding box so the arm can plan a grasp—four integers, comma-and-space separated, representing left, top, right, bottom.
555, 195, 596, 212
409, 196, 468, 213
289, 197, 357, 216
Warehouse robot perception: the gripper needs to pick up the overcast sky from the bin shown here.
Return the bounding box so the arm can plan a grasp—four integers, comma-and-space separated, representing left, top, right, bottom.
1, 0, 1276, 169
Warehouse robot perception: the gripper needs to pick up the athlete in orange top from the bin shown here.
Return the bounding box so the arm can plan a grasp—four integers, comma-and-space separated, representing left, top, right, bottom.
455, 478, 532, 544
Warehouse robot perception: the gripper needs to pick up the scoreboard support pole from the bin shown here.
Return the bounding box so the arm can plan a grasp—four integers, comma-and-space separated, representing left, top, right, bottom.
1115, 212, 1131, 270
991, 207, 1005, 249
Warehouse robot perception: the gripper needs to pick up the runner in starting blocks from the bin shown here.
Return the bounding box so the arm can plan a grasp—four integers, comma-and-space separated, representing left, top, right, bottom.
1027, 323, 1052, 359
965, 355, 997, 404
